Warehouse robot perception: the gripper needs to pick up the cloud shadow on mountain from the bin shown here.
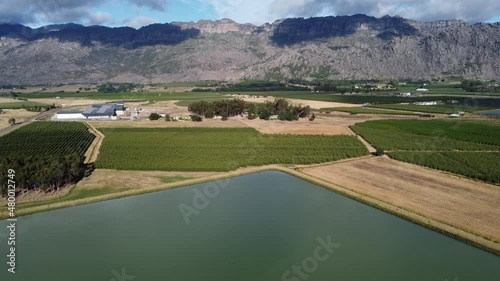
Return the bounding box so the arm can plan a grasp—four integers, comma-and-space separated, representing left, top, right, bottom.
270, 14, 419, 46
0, 23, 200, 48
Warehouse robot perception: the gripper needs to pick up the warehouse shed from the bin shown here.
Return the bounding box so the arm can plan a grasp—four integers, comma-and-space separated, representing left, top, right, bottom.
56, 110, 85, 119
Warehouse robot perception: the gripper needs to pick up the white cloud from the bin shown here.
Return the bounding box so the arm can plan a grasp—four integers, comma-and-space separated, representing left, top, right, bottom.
122, 15, 157, 28
0, 0, 498, 27
203, 0, 500, 24
127, 0, 168, 11
88, 11, 114, 25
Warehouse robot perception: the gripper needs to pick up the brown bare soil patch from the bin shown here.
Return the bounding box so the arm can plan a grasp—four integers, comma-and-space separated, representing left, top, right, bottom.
242, 114, 419, 135
0, 98, 24, 103
90, 118, 249, 129
235, 95, 360, 109
0, 109, 38, 130
77, 169, 220, 190
301, 157, 500, 243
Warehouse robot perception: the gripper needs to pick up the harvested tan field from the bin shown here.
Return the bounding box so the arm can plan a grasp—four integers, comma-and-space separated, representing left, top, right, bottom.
301, 157, 500, 243
33, 98, 110, 107
241, 116, 353, 135
90, 118, 249, 129
77, 169, 220, 190
236, 95, 360, 109
0, 109, 38, 129
242, 113, 419, 135
0, 97, 24, 103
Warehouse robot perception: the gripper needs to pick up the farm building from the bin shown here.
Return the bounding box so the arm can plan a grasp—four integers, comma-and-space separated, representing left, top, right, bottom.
416, 88, 429, 92
414, 101, 438, 106
56, 102, 125, 120
56, 110, 85, 119
83, 104, 118, 119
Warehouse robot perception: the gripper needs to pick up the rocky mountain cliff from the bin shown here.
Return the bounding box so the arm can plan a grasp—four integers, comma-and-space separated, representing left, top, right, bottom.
0, 14, 498, 84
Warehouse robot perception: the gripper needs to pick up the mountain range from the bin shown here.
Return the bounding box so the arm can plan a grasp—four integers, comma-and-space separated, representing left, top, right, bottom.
0, 14, 498, 84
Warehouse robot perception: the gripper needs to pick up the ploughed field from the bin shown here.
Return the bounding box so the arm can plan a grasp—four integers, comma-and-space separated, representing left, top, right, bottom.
95, 127, 368, 171
351, 119, 500, 184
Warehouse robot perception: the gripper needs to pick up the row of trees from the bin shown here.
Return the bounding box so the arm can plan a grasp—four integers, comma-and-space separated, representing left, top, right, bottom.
461, 80, 500, 92
188, 98, 312, 121
188, 99, 246, 118
0, 153, 88, 196
23, 104, 57, 112
97, 84, 136, 93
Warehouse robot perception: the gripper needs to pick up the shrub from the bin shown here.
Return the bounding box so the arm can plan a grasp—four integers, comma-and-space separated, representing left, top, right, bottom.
375, 148, 385, 156
191, 115, 203, 122
258, 108, 271, 120
149, 113, 161, 121
309, 113, 316, 121
221, 112, 228, 121
164, 114, 171, 121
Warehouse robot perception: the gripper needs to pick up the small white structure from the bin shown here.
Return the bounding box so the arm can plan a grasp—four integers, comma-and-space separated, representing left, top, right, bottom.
414, 101, 438, 106
399, 92, 412, 97
416, 88, 429, 92
56, 111, 85, 120
450, 114, 460, 118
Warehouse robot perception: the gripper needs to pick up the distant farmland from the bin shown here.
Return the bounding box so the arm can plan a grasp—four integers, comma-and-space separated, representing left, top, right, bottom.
96, 128, 368, 171
0, 101, 50, 109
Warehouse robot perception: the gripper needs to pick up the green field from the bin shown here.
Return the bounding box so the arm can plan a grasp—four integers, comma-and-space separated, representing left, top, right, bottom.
96, 128, 368, 171
351, 119, 500, 184
16, 91, 224, 102
369, 103, 491, 114
0, 121, 95, 158
388, 151, 500, 184
321, 107, 421, 115
174, 97, 229, 106
0, 121, 96, 194
0, 101, 50, 109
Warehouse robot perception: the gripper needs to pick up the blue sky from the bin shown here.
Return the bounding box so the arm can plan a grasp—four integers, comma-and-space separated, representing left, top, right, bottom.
92, 0, 219, 27
0, 0, 498, 28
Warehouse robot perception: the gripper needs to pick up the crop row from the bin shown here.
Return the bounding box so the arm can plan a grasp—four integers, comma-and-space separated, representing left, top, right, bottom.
0, 121, 96, 159
351, 119, 500, 151
96, 128, 368, 171
388, 151, 500, 184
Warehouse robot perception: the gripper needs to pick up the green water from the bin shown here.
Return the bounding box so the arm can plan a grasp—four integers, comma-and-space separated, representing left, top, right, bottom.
1, 171, 499, 280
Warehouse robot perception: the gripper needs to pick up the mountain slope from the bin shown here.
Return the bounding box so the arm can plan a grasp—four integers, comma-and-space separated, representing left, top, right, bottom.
0, 14, 498, 84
